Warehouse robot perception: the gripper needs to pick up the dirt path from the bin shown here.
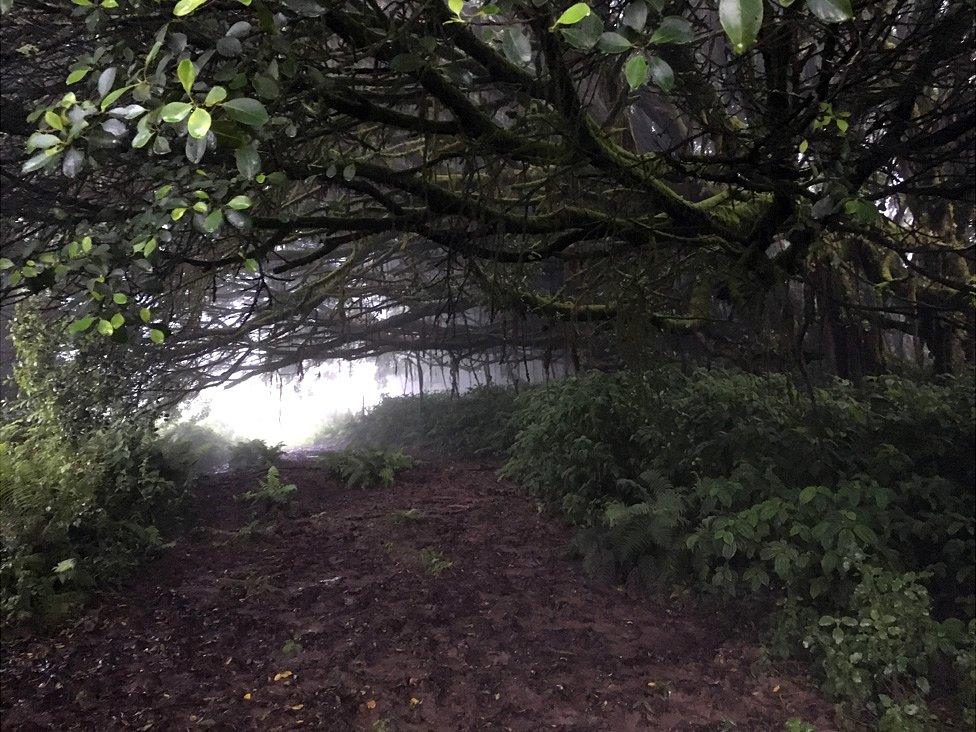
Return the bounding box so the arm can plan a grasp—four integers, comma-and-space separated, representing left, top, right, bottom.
1, 460, 835, 731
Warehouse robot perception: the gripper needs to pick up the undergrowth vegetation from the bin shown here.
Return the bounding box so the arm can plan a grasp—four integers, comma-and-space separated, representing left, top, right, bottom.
0, 308, 186, 625
340, 367, 975, 725
320, 448, 414, 489
340, 386, 517, 456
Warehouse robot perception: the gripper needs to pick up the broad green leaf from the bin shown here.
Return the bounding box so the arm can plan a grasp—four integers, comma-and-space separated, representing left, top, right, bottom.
623, 1, 648, 31
502, 28, 532, 66
21, 151, 57, 174
648, 56, 674, 91
44, 110, 64, 131
171, 207, 187, 221
99, 86, 129, 111
202, 208, 224, 232
235, 144, 261, 179
448, 0, 462, 16
204, 86, 227, 106
252, 75, 280, 99
113, 292, 128, 304
244, 258, 258, 272
173, 0, 208, 16
177, 58, 196, 93
69, 316, 96, 333
66, 67, 91, 85
187, 107, 212, 138
143, 237, 158, 255
221, 97, 269, 126
27, 133, 60, 151
597, 32, 631, 54
560, 12, 603, 50
624, 54, 649, 90
110, 312, 125, 328
806, 0, 852, 23
97, 319, 114, 336
140, 307, 152, 323
149, 328, 165, 343
649, 16, 693, 45
719, 0, 763, 53
226, 194, 252, 209
160, 101, 193, 122
554, 3, 590, 27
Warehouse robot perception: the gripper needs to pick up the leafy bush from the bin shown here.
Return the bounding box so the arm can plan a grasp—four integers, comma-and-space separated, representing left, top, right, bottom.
156, 422, 233, 477
342, 386, 518, 456
227, 438, 284, 473
238, 466, 297, 515
500, 367, 975, 722
320, 448, 414, 489
1, 307, 186, 625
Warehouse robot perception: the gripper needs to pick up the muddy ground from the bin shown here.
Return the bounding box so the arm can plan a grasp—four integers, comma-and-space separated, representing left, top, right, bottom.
1, 459, 836, 730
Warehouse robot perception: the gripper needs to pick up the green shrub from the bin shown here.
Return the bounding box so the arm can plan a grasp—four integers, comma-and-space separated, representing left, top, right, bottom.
499, 367, 975, 723
156, 422, 233, 477
320, 447, 413, 489
238, 466, 297, 515
228, 438, 284, 473
0, 420, 184, 624
343, 385, 518, 456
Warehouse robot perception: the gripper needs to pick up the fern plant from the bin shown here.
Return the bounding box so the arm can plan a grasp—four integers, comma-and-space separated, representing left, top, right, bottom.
319, 448, 414, 489
238, 467, 297, 515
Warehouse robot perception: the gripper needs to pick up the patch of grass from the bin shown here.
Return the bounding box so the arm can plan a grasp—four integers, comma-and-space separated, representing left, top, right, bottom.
418, 548, 453, 576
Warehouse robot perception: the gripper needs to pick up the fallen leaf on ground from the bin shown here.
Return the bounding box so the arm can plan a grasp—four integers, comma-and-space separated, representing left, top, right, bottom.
273, 671, 293, 682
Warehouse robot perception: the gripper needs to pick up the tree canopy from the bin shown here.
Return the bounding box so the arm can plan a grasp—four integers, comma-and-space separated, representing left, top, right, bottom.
1, 0, 973, 393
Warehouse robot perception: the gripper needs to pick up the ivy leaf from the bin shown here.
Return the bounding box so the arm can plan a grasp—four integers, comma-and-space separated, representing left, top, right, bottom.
187, 107, 212, 138
160, 101, 193, 122
222, 97, 269, 126
553, 3, 590, 27
624, 54, 649, 90
806, 0, 852, 23
647, 56, 674, 92
649, 16, 693, 45
173, 0, 208, 16
719, 0, 764, 54
177, 58, 196, 93
597, 32, 632, 54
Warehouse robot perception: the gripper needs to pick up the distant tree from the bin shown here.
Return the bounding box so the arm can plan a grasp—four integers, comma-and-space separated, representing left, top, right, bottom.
1, 0, 973, 388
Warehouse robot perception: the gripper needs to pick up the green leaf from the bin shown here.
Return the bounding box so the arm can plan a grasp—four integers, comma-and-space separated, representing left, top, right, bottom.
44, 110, 64, 131
624, 55, 649, 90
96, 319, 114, 336
204, 86, 227, 106
806, 0, 852, 23
173, 0, 208, 16
647, 56, 674, 92
221, 97, 269, 126
170, 207, 187, 221
177, 58, 196, 93
143, 237, 158, 255
149, 328, 165, 344
560, 12, 603, 49
554, 3, 590, 27
799, 486, 819, 503
140, 307, 152, 323
622, 1, 648, 31
99, 86, 129, 112
502, 28, 532, 66
226, 194, 252, 210
202, 208, 224, 233
187, 107, 212, 138
69, 316, 96, 333
160, 101, 193, 123
597, 32, 632, 54
235, 144, 261, 179
112, 292, 128, 304
719, 0, 763, 53
649, 16, 693, 45
27, 133, 60, 151
251, 75, 280, 99
66, 67, 91, 85
244, 257, 258, 272
21, 151, 57, 174
110, 312, 125, 328
448, 0, 462, 16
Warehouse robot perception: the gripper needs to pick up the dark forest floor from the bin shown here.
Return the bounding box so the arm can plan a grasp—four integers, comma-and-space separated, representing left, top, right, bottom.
1, 459, 837, 731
